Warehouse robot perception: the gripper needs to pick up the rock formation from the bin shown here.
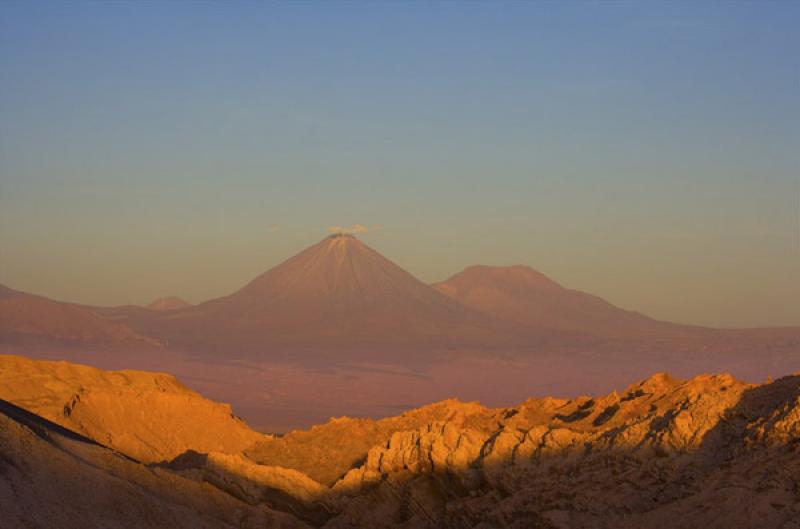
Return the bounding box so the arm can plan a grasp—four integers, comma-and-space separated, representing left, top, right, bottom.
3, 354, 800, 528
0, 353, 264, 462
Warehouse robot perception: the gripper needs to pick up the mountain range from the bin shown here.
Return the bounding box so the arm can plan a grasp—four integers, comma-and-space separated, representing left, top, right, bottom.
1, 234, 798, 430
0, 283, 159, 350
0, 233, 775, 352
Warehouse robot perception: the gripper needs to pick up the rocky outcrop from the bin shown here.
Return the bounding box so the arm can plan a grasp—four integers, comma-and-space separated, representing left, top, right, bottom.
161, 369, 800, 528
3, 353, 800, 528
0, 354, 265, 462
318, 372, 800, 528
247, 399, 498, 486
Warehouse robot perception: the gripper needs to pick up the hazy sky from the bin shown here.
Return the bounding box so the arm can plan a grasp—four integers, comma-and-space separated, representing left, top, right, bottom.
1, 2, 798, 328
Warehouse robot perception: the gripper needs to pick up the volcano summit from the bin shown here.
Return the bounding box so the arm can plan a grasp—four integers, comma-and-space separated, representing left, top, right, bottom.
102, 234, 542, 361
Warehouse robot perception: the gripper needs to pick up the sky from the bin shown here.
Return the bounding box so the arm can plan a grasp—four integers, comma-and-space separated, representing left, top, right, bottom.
0, 2, 798, 328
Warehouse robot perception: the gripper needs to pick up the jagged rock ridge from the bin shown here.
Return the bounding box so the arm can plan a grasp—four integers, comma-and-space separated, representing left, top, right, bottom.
2, 354, 800, 528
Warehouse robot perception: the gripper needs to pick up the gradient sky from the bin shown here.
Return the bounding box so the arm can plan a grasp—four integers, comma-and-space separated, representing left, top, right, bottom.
1, 2, 798, 328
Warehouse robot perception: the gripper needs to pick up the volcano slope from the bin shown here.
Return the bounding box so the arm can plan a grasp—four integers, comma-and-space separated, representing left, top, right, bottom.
2, 354, 800, 528
97, 233, 584, 364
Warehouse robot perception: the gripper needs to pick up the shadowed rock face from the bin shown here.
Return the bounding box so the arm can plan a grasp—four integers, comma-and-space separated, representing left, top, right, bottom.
0, 398, 308, 529
3, 354, 800, 528
317, 372, 800, 529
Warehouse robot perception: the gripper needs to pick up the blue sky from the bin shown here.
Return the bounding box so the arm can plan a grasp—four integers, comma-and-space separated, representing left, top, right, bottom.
1, 2, 798, 327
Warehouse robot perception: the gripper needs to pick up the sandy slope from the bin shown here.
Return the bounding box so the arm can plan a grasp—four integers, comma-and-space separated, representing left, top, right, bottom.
0, 398, 307, 529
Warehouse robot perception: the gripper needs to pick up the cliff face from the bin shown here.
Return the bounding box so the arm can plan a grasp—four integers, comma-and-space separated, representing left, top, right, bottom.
2, 354, 800, 528
324, 372, 800, 528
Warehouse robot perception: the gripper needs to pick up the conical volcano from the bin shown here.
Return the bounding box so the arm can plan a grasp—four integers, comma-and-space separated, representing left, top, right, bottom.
229, 233, 463, 320
131, 234, 530, 360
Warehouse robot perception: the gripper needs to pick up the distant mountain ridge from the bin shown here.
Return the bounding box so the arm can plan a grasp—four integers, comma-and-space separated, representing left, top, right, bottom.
0, 283, 160, 350
433, 264, 696, 337
0, 234, 796, 362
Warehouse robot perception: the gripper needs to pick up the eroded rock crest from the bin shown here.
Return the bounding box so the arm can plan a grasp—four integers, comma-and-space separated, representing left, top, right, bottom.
2, 354, 800, 528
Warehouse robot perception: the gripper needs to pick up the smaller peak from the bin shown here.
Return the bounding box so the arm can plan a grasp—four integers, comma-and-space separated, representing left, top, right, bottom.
146, 296, 191, 312
448, 264, 563, 289
464, 264, 535, 274
625, 372, 681, 397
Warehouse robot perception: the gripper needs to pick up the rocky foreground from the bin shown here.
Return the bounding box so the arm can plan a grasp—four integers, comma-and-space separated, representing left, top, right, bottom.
1, 354, 799, 528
